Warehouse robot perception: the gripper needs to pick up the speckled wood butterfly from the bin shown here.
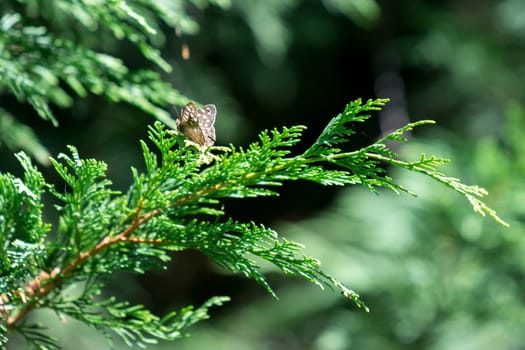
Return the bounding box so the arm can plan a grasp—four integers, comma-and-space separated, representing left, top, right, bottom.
176, 102, 216, 147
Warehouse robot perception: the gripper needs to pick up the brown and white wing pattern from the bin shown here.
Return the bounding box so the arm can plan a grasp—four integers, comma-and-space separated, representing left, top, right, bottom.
176, 102, 217, 146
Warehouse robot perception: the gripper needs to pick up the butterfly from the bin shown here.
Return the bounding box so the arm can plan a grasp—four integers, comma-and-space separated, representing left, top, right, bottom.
176, 102, 217, 147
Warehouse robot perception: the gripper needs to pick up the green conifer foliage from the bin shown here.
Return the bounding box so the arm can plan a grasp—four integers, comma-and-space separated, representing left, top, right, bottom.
0, 1, 506, 348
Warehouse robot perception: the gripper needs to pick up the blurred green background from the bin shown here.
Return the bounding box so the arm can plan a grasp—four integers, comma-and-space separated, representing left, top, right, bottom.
2, 0, 523, 349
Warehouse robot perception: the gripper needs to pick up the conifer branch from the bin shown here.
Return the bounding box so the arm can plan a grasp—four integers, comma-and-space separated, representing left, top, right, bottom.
0, 99, 507, 348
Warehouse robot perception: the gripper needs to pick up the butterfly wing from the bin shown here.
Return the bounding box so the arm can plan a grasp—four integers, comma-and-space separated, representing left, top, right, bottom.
195, 104, 217, 147
195, 104, 216, 128
202, 125, 216, 147
176, 102, 217, 146
179, 102, 196, 124
177, 102, 206, 145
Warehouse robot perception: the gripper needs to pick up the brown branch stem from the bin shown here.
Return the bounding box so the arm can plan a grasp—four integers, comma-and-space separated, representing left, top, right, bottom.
5, 181, 231, 330
5, 208, 162, 329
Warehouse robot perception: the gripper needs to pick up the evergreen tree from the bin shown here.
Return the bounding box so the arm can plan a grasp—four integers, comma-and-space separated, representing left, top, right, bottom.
0, 1, 506, 349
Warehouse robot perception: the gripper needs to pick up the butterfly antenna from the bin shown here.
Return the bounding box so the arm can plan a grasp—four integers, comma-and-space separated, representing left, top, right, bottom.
172, 104, 181, 119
